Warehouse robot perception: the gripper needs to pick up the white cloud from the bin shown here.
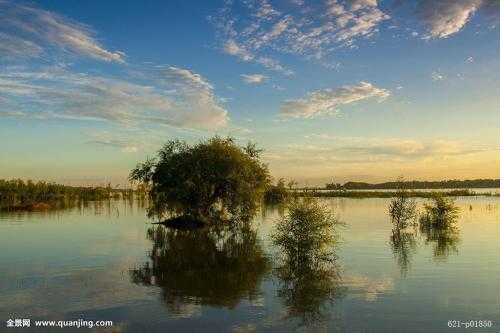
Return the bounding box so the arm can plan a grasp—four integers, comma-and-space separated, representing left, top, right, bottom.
431, 71, 445, 81
253, 0, 280, 20
0, 0, 125, 62
241, 73, 268, 84
223, 39, 293, 75
0, 33, 43, 59
329, 0, 389, 43
211, 0, 389, 71
416, 0, 482, 38
351, 0, 379, 11
0, 65, 228, 130
224, 40, 254, 62
280, 82, 390, 118
159, 66, 229, 128
165, 66, 214, 89
0, 1, 228, 131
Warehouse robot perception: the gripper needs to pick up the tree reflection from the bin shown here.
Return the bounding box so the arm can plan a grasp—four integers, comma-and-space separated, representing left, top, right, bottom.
389, 222, 461, 273
130, 224, 270, 314
389, 194, 462, 273
389, 227, 417, 276
275, 254, 343, 326
272, 199, 344, 326
419, 195, 461, 261
419, 223, 460, 260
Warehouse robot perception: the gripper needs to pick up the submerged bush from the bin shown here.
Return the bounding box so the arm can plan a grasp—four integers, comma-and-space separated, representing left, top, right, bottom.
130, 137, 270, 221
388, 185, 417, 228
272, 198, 342, 325
417, 194, 461, 260
419, 194, 459, 228
272, 198, 339, 262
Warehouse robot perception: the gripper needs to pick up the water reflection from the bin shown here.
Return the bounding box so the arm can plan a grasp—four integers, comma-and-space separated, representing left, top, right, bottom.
272, 199, 344, 326
418, 196, 461, 262
130, 224, 270, 315
390, 221, 461, 275
389, 227, 417, 276
2, 197, 500, 332
419, 223, 460, 261
274, 253, 343, 326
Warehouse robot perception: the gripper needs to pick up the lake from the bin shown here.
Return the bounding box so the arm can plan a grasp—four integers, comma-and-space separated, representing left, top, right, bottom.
1, 197, 499, 332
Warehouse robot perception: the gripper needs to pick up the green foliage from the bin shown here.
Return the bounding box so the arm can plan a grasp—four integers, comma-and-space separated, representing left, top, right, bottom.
130, 224, 270, 311
419, 194, 460, 228
420, 195, 460, 259
389, 194, 462, 273
388, 182, 417, 228
272, 199, 339, 262
272, 199, 343, 325
417, 194, 461, 261
0, 179, 120, 211
130, 137, 271, 221
264, 178, 290, 205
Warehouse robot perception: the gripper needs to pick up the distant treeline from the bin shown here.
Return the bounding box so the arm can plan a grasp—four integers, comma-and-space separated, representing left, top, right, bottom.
296, 189, 482, 199
0, 179, 137, 211
324, 179, 500, 190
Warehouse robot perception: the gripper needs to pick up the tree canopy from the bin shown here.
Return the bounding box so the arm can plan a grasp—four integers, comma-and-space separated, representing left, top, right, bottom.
130, 137, 271, 221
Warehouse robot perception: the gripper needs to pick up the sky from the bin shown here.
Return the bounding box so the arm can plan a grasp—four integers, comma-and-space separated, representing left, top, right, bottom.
1, 0, 500, 186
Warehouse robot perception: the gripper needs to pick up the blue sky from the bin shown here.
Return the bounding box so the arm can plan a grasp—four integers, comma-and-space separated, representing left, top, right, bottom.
1, 0, 500, 186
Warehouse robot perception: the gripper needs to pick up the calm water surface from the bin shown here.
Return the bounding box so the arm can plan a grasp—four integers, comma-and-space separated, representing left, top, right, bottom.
1, 198, 499, 332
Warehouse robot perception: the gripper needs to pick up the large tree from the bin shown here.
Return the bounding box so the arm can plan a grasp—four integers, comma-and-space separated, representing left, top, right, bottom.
130, 137, 270, 221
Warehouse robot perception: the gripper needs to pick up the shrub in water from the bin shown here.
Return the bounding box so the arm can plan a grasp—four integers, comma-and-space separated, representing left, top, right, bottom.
130, 137, 270, 222
419, 194, 459, 229
388, 187, 417, 228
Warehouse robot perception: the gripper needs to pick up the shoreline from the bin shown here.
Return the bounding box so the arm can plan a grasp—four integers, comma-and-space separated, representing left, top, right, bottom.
294, 189, 500, 199
3, 190, 500, 213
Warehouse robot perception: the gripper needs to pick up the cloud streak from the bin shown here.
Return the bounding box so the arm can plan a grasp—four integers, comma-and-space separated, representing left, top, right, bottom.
431, 71, 445, 81
241, 73, 268, 84
0, 65, 228, 130
280, 82, 390, 118
85, 130, 152, 153
264, 135, 500, 183
0, 0, 125, 62
283, 135, 497, 163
